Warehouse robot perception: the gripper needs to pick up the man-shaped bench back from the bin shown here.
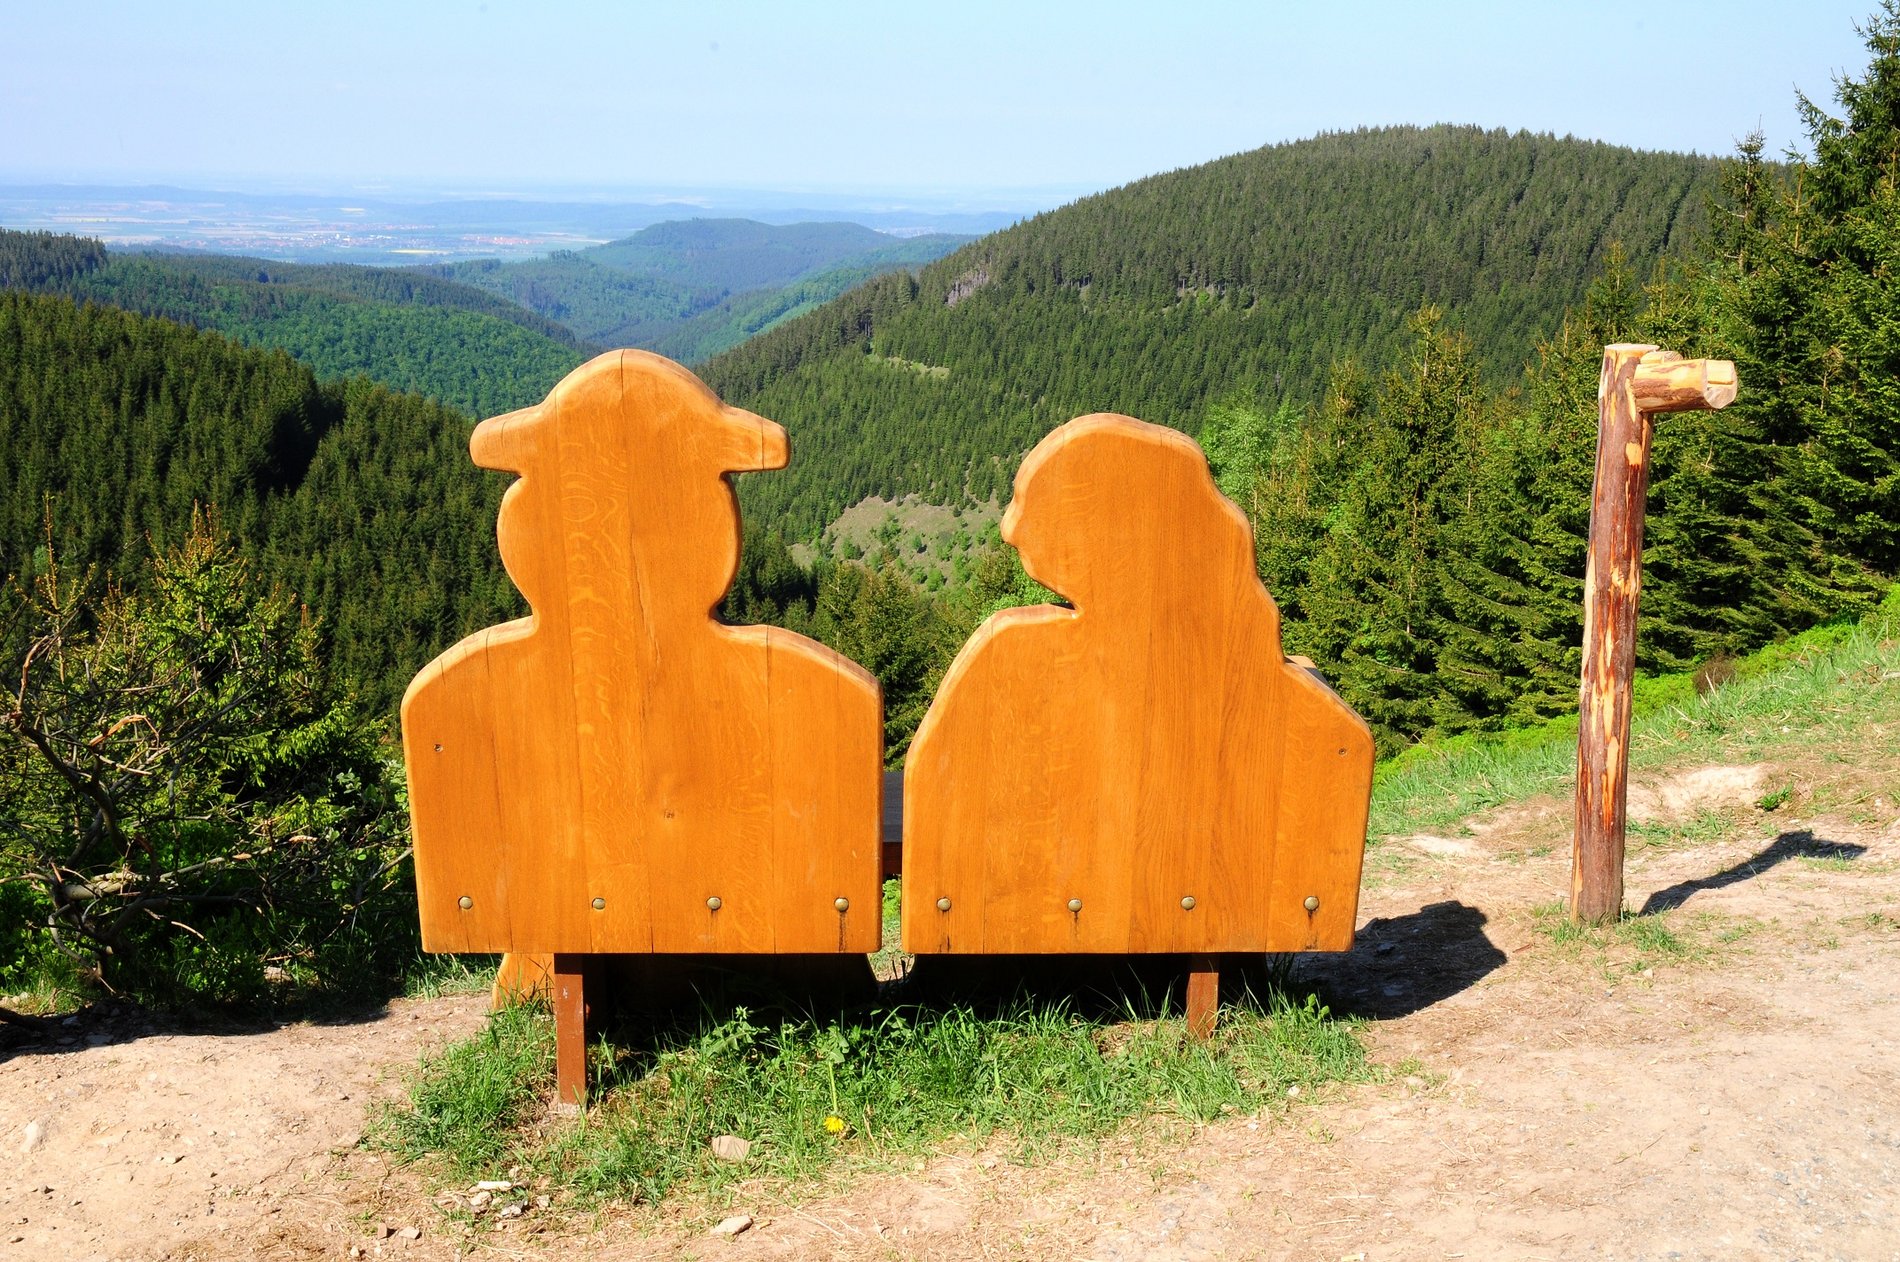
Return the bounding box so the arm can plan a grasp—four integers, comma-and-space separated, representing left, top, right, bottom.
404, 351, 882, 956
901, 413, 1373, 954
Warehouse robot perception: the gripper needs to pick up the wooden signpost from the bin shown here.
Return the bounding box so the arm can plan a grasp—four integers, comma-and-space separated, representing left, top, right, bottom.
404, 360, 1375, 1103
1572, 346, 1737, 924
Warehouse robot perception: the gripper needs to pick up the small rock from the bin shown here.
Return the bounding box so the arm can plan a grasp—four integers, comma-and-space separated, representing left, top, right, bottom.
19, 1121, 45, 1154
473, 1179, 512, 1192
534, 1194, 551, 1210
710, 1214, 753, 1238
497, 1202, 526, 1219
84, 1033, 110, 1046
60, 1016, 79, 1027
398, 1226, 421, 1240
710, 1134, 752, 1163
1286, 1085, 1301, 1098
330, 1133, 361, 1152
374, 1223, 392, 1239
468, 1190, 492, 1212
155, 1155, 178, 1166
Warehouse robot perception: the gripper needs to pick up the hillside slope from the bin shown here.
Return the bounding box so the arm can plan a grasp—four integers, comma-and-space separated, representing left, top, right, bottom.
699, 125, 1720, 534
431, 219, 971, 360
0, 289, 518, 705
0, 230, 588, 416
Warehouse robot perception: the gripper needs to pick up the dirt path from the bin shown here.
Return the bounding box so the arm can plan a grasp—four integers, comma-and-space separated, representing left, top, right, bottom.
5, 768, 1897, 1261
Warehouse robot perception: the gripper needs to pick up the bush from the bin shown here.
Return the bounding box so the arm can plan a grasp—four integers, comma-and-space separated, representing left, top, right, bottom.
0, 515, 413, 1011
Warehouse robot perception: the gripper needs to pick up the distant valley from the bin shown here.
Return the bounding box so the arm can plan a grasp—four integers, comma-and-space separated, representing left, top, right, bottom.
428, 219, 972, 363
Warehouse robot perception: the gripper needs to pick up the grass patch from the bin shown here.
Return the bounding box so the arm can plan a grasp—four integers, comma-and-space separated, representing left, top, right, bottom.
1370, 585, 1900, 842
375, 988, 1370, 1209
1529, 900, 1691, 969
404, 953, 499, 1000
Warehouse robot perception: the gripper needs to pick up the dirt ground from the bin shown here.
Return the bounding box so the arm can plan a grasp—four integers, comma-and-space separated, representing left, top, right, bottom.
4, 759, 1896, 1262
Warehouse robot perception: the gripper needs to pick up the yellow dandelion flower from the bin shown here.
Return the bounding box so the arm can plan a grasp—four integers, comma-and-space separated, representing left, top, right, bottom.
823, 1115, 846, 1135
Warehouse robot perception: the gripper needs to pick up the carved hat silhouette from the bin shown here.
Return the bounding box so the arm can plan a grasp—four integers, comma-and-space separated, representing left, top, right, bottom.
468, 349, 788, 620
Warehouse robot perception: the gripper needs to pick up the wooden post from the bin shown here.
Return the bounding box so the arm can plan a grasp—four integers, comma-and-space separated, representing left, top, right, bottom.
1185, 954, 1219, 1039
552, 953, 594, 1110
1573, 347, 1737, 924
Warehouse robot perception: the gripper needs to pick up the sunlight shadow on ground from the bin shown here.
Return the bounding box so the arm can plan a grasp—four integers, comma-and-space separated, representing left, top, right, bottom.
1638, 829, 1868, 915
1298, 900, 1507, 1020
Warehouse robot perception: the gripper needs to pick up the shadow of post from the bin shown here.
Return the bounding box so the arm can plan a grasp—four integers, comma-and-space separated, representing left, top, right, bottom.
1637, 829, 1867, 916
1296, 900, 1508, 1021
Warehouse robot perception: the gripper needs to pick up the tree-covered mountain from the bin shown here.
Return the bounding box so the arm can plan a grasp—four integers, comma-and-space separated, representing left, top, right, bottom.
0, 288, 959, 744
427, 218, 971, 361
0, 232, 589, 416
0, 289, 521, 701
10, 0, 1900, 769
698, 125, 1721, 535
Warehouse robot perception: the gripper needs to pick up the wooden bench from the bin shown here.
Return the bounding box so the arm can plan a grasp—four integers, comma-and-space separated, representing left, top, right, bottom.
403, 352, 1373, 1106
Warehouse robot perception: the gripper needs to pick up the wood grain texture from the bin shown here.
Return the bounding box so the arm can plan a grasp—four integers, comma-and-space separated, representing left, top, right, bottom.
900, 413, 1374, 955
491, 952, 553, 1009
1572, 344, 1737, 924
403, 350, 882, 956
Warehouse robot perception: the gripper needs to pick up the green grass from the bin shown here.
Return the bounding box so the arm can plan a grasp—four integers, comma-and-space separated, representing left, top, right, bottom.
1529, 900, 1691, 961
403, 953, 500, 1000
375, 987, 1371, 1209
1370, 585, 1900, 844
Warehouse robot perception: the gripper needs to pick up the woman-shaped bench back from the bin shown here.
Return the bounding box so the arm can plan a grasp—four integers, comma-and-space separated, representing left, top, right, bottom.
901, 413, 1373, 954
404, 351, 882, 956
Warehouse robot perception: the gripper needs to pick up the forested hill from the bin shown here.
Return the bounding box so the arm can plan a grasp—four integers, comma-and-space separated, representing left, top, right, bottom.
428, 218, 971, 362
0, 288, 520, 701
699, 125, 1722, 534
0, 230, 588, 416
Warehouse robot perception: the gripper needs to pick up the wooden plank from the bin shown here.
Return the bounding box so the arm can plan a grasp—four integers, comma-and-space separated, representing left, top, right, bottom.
404, 351, 882, 957
901, 414, 1374, 955
1572, 346, 1737, 924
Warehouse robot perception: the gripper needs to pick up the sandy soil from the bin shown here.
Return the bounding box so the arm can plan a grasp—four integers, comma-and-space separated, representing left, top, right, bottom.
4, 760, 1896, 1262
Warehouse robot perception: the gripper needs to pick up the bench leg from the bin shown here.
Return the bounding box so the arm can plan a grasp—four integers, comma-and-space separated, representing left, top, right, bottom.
552, 953, 593, 1110
1186, 953, 1219, 1040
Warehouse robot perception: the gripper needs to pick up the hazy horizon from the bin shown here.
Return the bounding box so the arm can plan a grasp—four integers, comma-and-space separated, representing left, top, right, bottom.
2, 1, 1875, 202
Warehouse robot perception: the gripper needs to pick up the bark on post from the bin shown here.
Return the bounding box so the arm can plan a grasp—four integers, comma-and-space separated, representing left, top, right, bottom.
1573, 347, 1737, 924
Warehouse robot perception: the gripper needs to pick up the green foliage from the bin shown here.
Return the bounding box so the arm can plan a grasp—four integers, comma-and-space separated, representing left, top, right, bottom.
378, 989, 1369, 1205
0, 290, 522, 715
0, 234, 587, 416
432, 219, 970, 362
702, 125, 1719, 537
1367, 583, 1900, 843
0, 519, 412, 1008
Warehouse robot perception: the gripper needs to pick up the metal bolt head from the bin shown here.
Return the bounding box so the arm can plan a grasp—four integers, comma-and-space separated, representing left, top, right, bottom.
706, 896, 723, 911
833, 896, 850, 912
936, 896, 952, 912
591, 897, 605, 911
457, 895, 472, 910
1067, 897, 1083, 913
1180, 895, 1197, 911
1303, 895, 1320, 913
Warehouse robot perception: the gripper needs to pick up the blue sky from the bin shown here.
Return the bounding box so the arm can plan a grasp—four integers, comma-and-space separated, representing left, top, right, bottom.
0, 1, 1879, 205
